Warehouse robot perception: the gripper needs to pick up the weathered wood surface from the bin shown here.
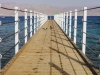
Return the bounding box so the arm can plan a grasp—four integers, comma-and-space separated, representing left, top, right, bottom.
1, 20, 99, 75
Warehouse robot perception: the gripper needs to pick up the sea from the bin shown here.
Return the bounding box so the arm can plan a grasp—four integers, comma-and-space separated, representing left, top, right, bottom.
0, 16, 100, 70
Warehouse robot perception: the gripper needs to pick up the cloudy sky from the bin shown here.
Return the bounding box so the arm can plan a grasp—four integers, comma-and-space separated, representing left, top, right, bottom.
0, 0, 100, 7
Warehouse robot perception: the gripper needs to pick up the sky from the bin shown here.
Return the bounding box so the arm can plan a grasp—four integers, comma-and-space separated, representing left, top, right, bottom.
0, 0, 100, 7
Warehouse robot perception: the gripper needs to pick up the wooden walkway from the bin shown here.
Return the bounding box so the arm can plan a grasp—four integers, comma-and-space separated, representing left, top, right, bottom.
1, 20, 99, 75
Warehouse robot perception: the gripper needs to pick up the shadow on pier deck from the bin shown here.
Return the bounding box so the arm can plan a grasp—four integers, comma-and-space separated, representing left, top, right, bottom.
0, 20, 99, 75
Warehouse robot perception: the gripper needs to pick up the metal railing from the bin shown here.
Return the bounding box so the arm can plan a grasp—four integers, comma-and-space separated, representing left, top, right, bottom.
54, 6, 100, 70
0, 4, 48, 70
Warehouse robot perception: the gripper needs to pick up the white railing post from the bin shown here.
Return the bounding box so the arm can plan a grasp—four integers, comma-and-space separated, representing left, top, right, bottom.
66, 12, 68, 34
57, 15, 59, 25
60, 14, 61, 27
36, 12, 38, 32
63, 12, 66, 32
24, 9, 28, 44
63, 13, 64, 31
58, 14, 61, 27
37, 12, 39, 31
69, 11, 72, 38
39, 13, 41, 29
36, 12, 37, 32
41, 13, 44, 26
74, 9, 77, 44
82, 7, 87, 54
38, 13, 40, 29
15, 7, 19, 54
39, 13, 42, 27
34, 11, 36, 34
30, 10, 32, 37
62, 13, 64, 30
59, 15, 61, 26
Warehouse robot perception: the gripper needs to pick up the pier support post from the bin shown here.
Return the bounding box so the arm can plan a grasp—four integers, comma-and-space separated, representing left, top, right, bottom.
69, 11, 72, 38
24, 9, 28, 44
66, 12, 68, 34
30, 10, 32, 37
15, 7, 19, 54
82, 7, 87, 54
74, 9, 77, 44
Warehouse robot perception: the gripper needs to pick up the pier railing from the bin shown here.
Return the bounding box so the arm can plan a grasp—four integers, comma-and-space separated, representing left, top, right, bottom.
54, 6, 100, 69
0, 4, 48, 70
54, 7, 100, 68
0, 4, 100, 71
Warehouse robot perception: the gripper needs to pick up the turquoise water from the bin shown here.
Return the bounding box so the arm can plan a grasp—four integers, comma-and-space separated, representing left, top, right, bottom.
0, 16, 100, 69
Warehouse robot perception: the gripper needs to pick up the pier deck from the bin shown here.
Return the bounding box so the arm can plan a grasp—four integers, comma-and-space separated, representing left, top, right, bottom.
1, 20, 99, 75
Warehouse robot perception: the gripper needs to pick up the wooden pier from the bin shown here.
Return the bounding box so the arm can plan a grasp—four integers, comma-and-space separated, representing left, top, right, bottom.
0, 20, 99, 75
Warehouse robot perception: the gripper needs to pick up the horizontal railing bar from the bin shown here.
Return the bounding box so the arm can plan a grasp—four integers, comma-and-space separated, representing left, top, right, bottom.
0, 18, 31, 25
71, 6, 100, 13
82, 31, 100, 40
83, 21, 100, 25
20, 27, 27, 32
2, 41, 20, 57
1, 6, 31, 13
2, 31, 19, 41
1, 21, 18, 25
18, 9, 25, 12
1, 7, 15, 11
2, 28, 34, 57
76, 41, 98, 57
20, 35, 28, 42
1, 23, 34, 41
82, 42, 98, 56
20, 24, 34, 32
87, 6, 100, 10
